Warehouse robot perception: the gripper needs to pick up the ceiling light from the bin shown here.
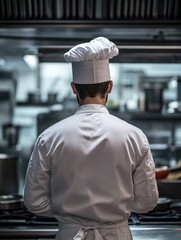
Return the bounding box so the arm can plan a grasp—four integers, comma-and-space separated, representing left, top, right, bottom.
23, 55, 38, 70
0, 58, 6, 66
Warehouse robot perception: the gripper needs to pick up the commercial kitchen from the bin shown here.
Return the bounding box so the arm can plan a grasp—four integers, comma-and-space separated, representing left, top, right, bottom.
0, 0, 181, 239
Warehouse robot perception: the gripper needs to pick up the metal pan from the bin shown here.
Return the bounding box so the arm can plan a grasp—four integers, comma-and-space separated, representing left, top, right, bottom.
153, 197, 173, 211
0, 194, 25, 211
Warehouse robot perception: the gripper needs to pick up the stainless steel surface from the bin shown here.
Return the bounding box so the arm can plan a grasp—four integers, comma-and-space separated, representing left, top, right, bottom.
0, 194, 24, 211
0, 225, 180, 239
131, 225, 181, 240
0, 0, 180, 82
0, 203, 181, 239
0, 226, 57, 238
0, 0, 180, 25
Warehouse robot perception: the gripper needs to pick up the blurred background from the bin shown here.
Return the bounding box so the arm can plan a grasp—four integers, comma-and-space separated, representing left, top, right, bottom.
0, 0, 181, 196
1, 1, 181, 239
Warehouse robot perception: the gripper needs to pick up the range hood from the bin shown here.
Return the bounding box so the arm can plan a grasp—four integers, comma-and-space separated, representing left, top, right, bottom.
0, 0, 181, 64
0, 0, 180, 27
0, 0, 180, 47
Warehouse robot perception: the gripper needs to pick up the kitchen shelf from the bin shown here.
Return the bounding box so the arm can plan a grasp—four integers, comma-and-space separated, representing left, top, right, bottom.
15, 103, 181, 121
170, 145, 181, 151
150, 143, 169, 151
16, 101, 62, 106
124, 112, 181, 120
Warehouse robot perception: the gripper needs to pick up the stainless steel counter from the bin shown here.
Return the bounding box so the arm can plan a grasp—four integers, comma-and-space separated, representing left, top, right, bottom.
0, 226, 57, 238
0, 225, 181, 239
131, 225, 181, 240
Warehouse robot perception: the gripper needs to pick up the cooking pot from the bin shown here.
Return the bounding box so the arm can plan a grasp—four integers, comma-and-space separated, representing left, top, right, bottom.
27, 91, 41, 103
153, 197, 173, 211
48, 92, 58, 104
0, 154, 19, 195
0, 194, 24, 211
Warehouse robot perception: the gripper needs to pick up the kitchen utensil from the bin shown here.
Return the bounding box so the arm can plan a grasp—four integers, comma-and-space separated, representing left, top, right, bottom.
153, 197, 173, 211
0, 194, 24, 210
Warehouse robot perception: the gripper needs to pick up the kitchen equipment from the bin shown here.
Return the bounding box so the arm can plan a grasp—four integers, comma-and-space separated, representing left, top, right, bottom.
177, 77, 181, 101
155, 166, 181, 180
176, 77, 181, 112
0, 198, 181, 239
143, 82, 166, 112
27, 91, 41, 103
153, 197, 173, 211
0, 90, 13, 144
156, 168, 170, 179
0, 153, 19, 195
47, 92, 58, 104
2, 123, 20, 147
0, 194, 24, 211
157, 180, 181, 199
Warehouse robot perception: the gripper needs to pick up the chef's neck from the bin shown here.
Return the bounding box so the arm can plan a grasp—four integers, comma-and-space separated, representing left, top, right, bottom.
78, 95, 108, 106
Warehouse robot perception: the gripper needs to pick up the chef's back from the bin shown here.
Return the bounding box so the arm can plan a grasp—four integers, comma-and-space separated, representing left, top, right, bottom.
24, 37, 158, 240
43, 105, 158, 223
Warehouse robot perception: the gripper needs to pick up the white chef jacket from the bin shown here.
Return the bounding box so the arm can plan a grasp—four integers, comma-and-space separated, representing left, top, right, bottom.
23, 104, 158, 240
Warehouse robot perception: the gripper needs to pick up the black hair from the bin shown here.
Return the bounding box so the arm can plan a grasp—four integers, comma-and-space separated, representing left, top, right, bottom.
74, 81, 110, 100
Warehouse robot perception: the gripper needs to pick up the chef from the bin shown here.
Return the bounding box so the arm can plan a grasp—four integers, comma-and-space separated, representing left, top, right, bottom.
23, 37, 159, 240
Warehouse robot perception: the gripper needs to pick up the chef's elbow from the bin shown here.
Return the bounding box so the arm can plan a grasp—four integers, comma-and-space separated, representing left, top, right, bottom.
23, 195, 52, 217
23, 195, 35, 214
134, 202, 158, 214
132, 195, 159, 213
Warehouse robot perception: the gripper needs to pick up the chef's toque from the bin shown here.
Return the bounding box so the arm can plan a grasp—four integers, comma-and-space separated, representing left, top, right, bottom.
64, 37, 119, 84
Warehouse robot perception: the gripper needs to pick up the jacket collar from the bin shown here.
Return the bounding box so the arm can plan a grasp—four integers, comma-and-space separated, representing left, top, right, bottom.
75, 104, 109, 114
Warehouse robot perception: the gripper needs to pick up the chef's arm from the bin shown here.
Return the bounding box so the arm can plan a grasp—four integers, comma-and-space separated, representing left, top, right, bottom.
23, 136, 52, 217
131, 148, 159, 213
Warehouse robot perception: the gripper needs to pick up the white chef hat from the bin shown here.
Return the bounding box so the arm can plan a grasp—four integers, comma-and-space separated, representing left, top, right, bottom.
64, 37, 119, 84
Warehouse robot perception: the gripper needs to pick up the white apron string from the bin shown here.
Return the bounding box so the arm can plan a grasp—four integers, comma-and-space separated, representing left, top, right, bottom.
61, 220, 129, 240
73, 227, 103, 240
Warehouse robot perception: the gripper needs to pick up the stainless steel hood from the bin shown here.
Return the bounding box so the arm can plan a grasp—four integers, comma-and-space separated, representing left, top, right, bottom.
0, 0, 180, 27
0, 0, 181, 65
0, 0, 180, 48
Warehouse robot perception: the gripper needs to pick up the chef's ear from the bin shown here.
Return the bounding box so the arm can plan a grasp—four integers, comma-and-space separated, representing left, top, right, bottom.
71, 82, 78, 94
107, 80, 113, 94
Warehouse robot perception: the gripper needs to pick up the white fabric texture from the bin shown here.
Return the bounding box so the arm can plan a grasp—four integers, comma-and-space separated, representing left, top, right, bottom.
56, 221, 132, 240
64, 37, 119, 62
24, 104, 158, 240
71, 59, 110, 84
63, 37, 119, 84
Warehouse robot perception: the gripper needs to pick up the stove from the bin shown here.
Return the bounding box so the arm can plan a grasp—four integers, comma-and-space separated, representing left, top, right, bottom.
0, 201, 181, 239
0, 209, 58, 226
